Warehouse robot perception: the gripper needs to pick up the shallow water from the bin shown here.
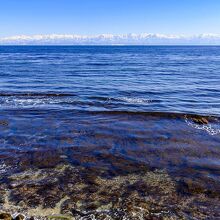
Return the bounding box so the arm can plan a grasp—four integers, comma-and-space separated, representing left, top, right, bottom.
0, 46, 220, 219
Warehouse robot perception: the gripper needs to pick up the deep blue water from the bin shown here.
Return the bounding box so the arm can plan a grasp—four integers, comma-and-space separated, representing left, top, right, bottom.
0, 46, 220, 116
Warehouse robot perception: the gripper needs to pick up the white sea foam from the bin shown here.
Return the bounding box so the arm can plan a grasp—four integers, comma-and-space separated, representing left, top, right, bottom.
185, 115, 220, 136
116, 97, 151, 104
0, 162, 7, 174
0, 97, 62, 108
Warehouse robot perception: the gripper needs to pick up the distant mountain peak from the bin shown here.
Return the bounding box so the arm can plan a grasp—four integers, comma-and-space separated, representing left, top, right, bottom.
1, 33, 220, 45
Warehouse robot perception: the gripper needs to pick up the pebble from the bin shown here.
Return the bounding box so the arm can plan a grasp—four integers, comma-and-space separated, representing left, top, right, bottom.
0, 213, 12, 220
0, 120, 8, 126
48, 215, 72, 220
14, 214, 25, 220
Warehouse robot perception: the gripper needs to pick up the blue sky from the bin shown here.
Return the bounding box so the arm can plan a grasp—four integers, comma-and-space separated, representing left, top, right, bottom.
0, 0, 220, 37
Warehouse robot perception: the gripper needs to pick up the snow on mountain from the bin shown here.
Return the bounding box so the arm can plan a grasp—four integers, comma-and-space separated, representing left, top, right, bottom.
1, 33, 220, 45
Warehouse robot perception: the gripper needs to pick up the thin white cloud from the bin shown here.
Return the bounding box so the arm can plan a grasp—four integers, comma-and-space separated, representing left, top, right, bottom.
1, 33, 220, 45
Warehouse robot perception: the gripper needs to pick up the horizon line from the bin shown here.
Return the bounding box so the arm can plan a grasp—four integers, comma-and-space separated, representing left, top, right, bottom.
1, 44, 220, 46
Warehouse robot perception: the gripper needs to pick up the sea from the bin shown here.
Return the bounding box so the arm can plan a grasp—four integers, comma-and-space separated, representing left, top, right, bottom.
0, 46, 220, 218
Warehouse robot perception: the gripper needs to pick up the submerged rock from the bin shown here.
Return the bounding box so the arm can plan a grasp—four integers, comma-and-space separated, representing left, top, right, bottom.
0, 213, 12, 220
1, 159, 220, 219
14, 214, 25, 220
192, 116, 209, 125
0, 120, 8, 126
48, 215, 72, 220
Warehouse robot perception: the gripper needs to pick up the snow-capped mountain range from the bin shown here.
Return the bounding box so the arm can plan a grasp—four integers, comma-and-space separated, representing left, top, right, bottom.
1, 33, 220, 45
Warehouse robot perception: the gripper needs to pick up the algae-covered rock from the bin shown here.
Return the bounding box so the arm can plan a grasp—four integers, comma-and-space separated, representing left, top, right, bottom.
48, 215, 72, 220
1, 160, 220, 219
14, 214, 25, 220
0, 213, 12, 220
192, 116, 209, 125
0, 120, 8, 126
